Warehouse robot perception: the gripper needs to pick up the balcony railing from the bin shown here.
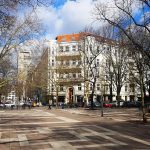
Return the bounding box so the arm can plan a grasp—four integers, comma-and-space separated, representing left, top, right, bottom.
56, 77, 84, 85
55, 66, 82, 73
56, 52, 81, 61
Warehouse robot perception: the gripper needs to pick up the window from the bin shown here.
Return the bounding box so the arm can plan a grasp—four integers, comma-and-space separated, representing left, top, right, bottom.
72, 45, 76, 51
66, 61, 69, 66
66, 46, 69, 52
97, 46, 100, 53
124, 75, 127, 81
90, 57, 93, 62
60, 61, 63, 65
125, 85, 127, 91
60, 74, 63, 78
96, 71, 99, 77
78, 84, 82, 91
52, 49, 54, 55
90, 45, 92, 51
78, 60, 81, 65
90, 84, 93, 91
97, 84, 100, 90
72, 60, 76, 65
89, 73, 93, 77
73, 73, 76, 78
97, 59, 100, 66
78, 45, 81, 51
65, 73, 69, 78
60, 46, 63, 52
130, 84, 135, 92
51, 84, 54, 91
60, 85, 63, 91
52, 60, 54, 66
78, 73, 82, 77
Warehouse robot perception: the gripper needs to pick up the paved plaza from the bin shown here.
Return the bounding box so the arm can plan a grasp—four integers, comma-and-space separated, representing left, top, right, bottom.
0, 107, 150, 150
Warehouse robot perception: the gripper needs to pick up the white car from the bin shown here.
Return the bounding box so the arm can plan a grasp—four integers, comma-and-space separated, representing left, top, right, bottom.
4, 102, 15, 108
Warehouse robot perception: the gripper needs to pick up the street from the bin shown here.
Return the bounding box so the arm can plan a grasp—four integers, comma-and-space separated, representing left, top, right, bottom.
0, 107, 150, 150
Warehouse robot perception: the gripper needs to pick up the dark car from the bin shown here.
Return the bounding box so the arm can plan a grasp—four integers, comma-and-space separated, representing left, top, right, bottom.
87, 101, 101, 108
122, 101, 142, 108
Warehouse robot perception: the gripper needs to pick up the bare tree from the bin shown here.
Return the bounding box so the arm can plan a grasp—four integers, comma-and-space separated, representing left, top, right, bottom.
0, 57, 15, 98
0, 0, 53, 60
94, 0, 150, 64
94, 0, 150, 122
79, 32, 105, 109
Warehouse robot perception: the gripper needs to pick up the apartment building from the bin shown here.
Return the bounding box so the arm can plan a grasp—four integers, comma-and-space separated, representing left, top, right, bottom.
18, 49, 31, 100
24, 33, 147, 105
46, 32, 143, 105
47, 33, 110, 104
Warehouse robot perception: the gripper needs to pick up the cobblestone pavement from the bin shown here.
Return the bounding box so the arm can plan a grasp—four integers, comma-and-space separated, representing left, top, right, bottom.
0, 107, 150, 150
61, 107, 150, 122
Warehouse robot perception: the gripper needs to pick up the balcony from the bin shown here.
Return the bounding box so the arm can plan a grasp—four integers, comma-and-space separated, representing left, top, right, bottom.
56, 52, 81, 61
55, 66, 82, 73
56, 77, 84, 85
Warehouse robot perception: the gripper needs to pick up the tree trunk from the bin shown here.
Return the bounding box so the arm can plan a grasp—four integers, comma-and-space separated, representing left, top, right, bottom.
90, 77, 96, 109
116, 86, 121, 106
140, 80, 147, 123
109, 83, 113, 102
56, 86, 58, 108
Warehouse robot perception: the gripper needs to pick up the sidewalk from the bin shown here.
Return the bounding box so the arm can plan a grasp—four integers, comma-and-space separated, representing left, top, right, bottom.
60, 107, 150, 123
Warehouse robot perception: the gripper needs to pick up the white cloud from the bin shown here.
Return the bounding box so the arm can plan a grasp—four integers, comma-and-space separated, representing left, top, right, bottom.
35, 0, 100, 39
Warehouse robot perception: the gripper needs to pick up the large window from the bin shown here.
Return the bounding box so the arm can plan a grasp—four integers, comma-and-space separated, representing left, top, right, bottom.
78, 84, 82, 91
66, 46, 69, 52
97, 46, 100, 53
72, 60, 76, 65
72, 45, 76, 51
73, 73, 76, 78
60, 85, 63, 91
97, 84, 100, 91
78, 45, 81, 51
52, 60, 54, 66
66, 61, 70, 66
97, 59, 100, 66
60, 46, 63, 52
125, 85, 128, 92
90, 83, 93, 91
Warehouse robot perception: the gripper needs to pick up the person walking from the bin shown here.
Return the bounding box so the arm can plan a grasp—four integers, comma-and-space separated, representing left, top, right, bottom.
48, 99, 52, 109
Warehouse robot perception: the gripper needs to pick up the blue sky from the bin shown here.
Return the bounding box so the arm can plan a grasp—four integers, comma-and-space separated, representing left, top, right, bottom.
29, 0, 148, 40
35, 0, 99, 39
54, 0, 68, 8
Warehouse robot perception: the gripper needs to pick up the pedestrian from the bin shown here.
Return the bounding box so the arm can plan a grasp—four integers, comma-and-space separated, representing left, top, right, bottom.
48, 99, 52, 109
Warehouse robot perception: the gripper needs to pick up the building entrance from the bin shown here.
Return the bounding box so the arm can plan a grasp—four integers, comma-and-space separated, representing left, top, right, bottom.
66, 87, 74, 104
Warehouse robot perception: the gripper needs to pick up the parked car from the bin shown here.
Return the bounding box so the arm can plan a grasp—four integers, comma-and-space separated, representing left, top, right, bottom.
122, 101, 142, 108
145, 103, 150, 113
103, 102, 113, 108
110, 101, 117, 107
87, 101, 101, 108
4, 101, 15, 109
0, 102, 5, 109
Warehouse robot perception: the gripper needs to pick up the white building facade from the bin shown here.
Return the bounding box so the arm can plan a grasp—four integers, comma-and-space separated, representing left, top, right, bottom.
46, 33, 143, 105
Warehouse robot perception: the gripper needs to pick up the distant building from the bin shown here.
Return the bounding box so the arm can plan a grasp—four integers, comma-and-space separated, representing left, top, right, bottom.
18, 49, 31, 100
